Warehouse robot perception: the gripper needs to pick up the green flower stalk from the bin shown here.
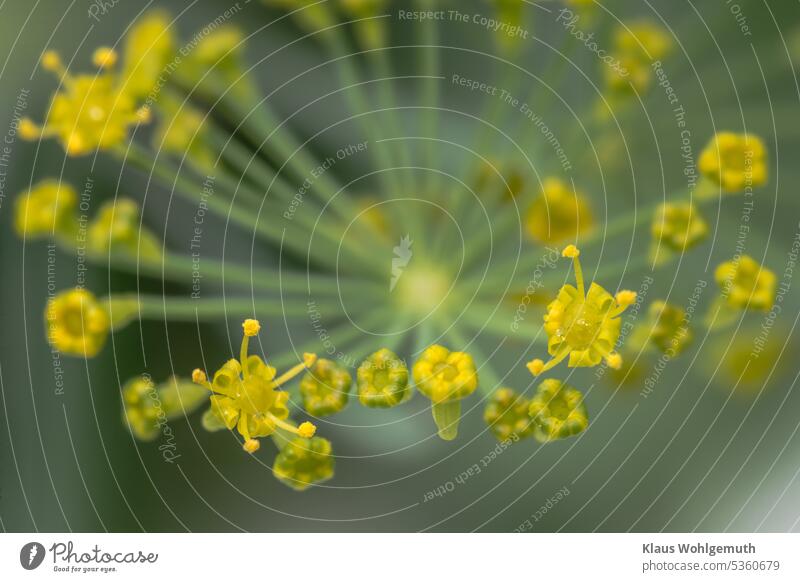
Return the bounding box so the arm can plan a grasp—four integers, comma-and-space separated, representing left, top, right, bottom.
413, 345, 479, 440
357, 348, 411, 408
483, 388, 534, 442
300, 359, 353, 416
273, 436, 335, 491
528, 379, 589, 442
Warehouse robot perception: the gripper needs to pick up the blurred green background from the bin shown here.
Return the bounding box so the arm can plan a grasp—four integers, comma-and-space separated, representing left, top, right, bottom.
2, 0, 800, 532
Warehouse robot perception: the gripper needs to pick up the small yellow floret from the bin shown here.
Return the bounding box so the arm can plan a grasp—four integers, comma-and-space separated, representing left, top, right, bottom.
243, 438, 261, 453
562, 245, 580, 258
527, 359, 545, 376
242, 318, 261, 337
92, 47, 118, 69
615, 290, 637, 307
606, 353, 623, 370
297, 421, 317, 438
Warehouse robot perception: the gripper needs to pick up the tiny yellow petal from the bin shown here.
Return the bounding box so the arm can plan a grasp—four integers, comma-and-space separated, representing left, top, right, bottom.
606, 353, 623, 370
92, 47, 118, 69
615, 290, 637, 307
242, 318, 261, 337
297, 421, 316, 438
527, 359, 545, 376
562, 245, 580, 258
243, 438, 260, 453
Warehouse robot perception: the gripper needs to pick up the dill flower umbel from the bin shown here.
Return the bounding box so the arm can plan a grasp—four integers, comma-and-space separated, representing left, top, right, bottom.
192, 319, 319, 453
20, 48, 151, 156
715, 255, 776, 311
527, 246, 635, 375
698, 132, 768, 193
87, 198, 162, 260
46, 288, 111, 357
413, 345, 479, 440
528, 379, 589, 442
357, 348, 410, 408
300, 358, 353, 416
651, 202, 708, 253
14, 180, 77, 240
483, 387, 533, 442
525, 178, 594, 244
273, 436, 335, 491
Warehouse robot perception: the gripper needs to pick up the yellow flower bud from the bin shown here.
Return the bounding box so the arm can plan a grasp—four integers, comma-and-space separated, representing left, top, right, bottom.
483, 388, 533, 442
46, 288, 110, 357
357, 348, 410, 408
698, 132, 768, 193
273, 436, 335, 491
528, 379, 589, 442
14, 180, 77, 239
526, 179, 594, 244
242, 319, 261, 337
714, 255, 776, 311
300, 359, 352, 416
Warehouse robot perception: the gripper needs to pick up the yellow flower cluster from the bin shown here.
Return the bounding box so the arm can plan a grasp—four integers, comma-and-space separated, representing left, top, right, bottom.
273, 436, 335, 491
300, 358, 353, 416
528, 246, 635, 376
528, 379, 589, 442
605, 21, 673, 94
357, 348, 410, 407
526, 178, 594, 244
483, 387, 534, 442
46, 289, 111, 357
192, 319, 319, 453
20, 48, 151, 156
699, 132, 768, 193
651, 202, 708, 253
413, 345, 478, 440
715, 255, 776, 312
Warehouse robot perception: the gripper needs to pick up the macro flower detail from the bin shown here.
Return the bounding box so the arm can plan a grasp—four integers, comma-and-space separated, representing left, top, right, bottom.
698, 132, 768, 193
526, 178, 594, 244
87, 198, 162, 260
192, 319, 318, 452
273, 436, 335, 491
715, 255, 776, 312
357, 348, 410, 408
46, 288, 111, 357
14, 180, 77, 240
528, 379, 589, 442
413, 345, 479, 440
20, 49, 151, 156
300, 359, 353, 416
527, 246, 634, 375
483, 388, 534, 442
120, 10, 175, 98
651, 202, 708, 253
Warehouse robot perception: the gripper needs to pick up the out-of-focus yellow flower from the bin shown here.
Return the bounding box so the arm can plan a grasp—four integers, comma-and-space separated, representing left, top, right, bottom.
483, 387, 533, 442
651, 202, 708, 253
614, 21, 673, 61
121, 10, 176, 98
527, 246, 635, 375
604, 53, 653, 94
715, 255, 776, 311
413, 345, 478, 440
357, 348, 410, 408
46, 288, 110, 357
14, 180, 77, 239
153, 95, 215, 170
636, 300, 693, 356
698, 133, 768, 193
20, 49, 150, 156
528, 379, 589, 442
192, 319, 318, 452
300, 358, 352, 416
273, 436, 335, 491
87, 198, 162, 260
525, 178, 594, 244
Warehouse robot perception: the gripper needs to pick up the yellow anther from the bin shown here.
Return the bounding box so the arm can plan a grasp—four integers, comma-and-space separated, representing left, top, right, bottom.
243, 438, 261, 453
606, 353, 623, 370
242, 318, 261, 337
303, 353, 318, 368
562, 245, 580, 258
297, 421, 317, 438
92, 47, 118, 69
615, 290, 637, 307
527, 359, 545, 376
192, 369, 207, 384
